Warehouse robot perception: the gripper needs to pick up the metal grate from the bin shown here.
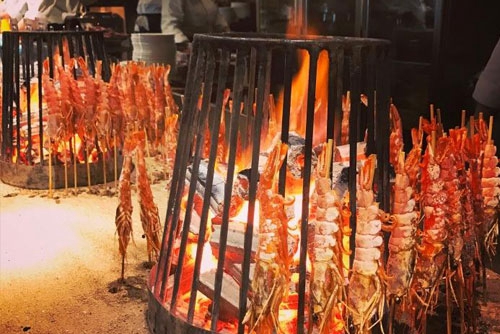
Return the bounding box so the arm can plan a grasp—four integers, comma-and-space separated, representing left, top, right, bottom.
1, 30, 110, 188
149, 32, 391, 334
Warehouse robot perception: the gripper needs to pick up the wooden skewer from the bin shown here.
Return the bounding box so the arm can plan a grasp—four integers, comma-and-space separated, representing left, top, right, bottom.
73, 136, 78, 190
470, 116, 475, 137
488, 115, 494, 144
114, 131, 118, 189
437, 108, 442, 125
64, 140, 68, 193
102, 147, 107, 186
325, 139, 334, 177
461, 110, 466, 128
431, 130, 437, 156
48, 145, 53, 198
86, 145, 92, 190
430, 104, 435, 122
418, 116, 424, 146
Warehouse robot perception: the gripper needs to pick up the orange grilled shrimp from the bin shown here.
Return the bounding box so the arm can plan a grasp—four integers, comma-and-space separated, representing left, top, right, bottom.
386, 131, 421, 302
481, 130, 500, 259
115, 136, 136, 281
348, 154, 387, 333
243, 142, 294, 334
308, 145, 347, 334
135, 131, 162, 263
411, 126, 449, 331
389, 103, 404, 167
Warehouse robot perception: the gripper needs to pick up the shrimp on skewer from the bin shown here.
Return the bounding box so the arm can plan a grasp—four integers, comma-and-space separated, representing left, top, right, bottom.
135, 131, 162, 264
243, 142, 294, 334
348, 154, 387, 333
308, 143, 347, 334
481, 118, 500, 260
115, 136, 136, 282
386, 128, 421, 329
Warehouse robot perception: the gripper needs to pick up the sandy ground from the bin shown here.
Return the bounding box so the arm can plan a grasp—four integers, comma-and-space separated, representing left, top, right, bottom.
3, 158, 500, 334
0, 159, 169, 334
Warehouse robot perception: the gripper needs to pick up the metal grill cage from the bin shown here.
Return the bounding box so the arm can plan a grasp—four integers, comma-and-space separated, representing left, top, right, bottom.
1, 31, 111, 188
149, 32, 391, 334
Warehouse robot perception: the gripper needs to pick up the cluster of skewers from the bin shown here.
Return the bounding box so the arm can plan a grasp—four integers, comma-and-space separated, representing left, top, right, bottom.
242, 100, 499, 334
384, 106, 499, 334
41, 57, 179, 195
40, 56, 180, 279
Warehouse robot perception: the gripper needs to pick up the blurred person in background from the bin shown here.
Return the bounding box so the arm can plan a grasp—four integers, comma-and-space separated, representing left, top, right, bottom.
135, 0, 161, 33
161, 0, 229, 52
473, 37, 500, 148
0, 0, 96, 30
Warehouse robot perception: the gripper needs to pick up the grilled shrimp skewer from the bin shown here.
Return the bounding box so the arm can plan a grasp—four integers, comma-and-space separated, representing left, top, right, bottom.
244, 142, 294, 334
348, 154, 387, 333
308, 143, 347, 334
481, 117, 500, 259
386, 128, 421, 329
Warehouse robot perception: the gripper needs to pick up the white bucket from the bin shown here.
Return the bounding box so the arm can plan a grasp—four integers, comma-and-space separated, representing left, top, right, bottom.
131, 33, 176, 70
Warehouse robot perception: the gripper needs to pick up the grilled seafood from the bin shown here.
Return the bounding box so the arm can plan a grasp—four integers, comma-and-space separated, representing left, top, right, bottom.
135, 131, 162, 263
308, 144, 347, 334
244, 142, 294, 334
348, 154, 386, 333
115, 136, 135, 281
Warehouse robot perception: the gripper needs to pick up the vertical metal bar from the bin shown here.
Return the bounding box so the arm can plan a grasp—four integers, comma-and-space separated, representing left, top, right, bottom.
365, 46, 376, 155
47, 34, 54, 78
297, 47, 319, 334
376, 47, 391, 212
178, 47, 216, 320
25, 34, 32, 165
211, 47, 249, 332
278, 46, 293, 195
334, 47, 344, 146
15, 33, 21, 164
327, 46, 337, 141
2, 32, 12, 157
348, 46, 362, 269
243, 47, 257, 149
238, 47, 272, 334
354, 0, 365, 37
429, 0, 444, 103
155, 41, 205, 300
37, 34, 43, 165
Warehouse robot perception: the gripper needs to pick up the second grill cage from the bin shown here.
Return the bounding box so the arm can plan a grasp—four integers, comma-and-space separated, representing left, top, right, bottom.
1, 30, 112, 189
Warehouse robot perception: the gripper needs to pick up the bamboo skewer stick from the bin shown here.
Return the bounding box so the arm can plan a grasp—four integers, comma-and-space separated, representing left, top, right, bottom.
324, 139, 334, 177
488, 115, 494, 144
64, 140, 68, 193
86, 145, 92, 190
73, 137, 78, 190
103, 146, 107, 186
48, 145, 53, 198
114, 131, 118, 190
461, 110, 466, 128
431, 130, 437, 156
470, 116, 475, 137
430, 104, 435, 122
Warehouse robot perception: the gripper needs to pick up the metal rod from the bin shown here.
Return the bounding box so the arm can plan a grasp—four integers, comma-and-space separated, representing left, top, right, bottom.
237, 47, 272, 334
297, 47, 319, 334
211, 47, 249, 331
348, 46, 362, 269
182, 47, 216, 321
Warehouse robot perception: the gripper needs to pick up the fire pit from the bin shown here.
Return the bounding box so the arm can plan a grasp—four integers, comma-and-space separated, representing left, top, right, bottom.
0, 30, 115, 189
148, 33, 391, 333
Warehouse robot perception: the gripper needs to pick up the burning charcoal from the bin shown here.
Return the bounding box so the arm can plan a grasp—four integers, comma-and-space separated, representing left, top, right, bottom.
186, 160, 250, 223
198, 269, 247, 322
331, 162, 350, 197
186, 161, 225, 215
210, 222, 257, 264
287, 132, 318, 179
227, 262, 256, 287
